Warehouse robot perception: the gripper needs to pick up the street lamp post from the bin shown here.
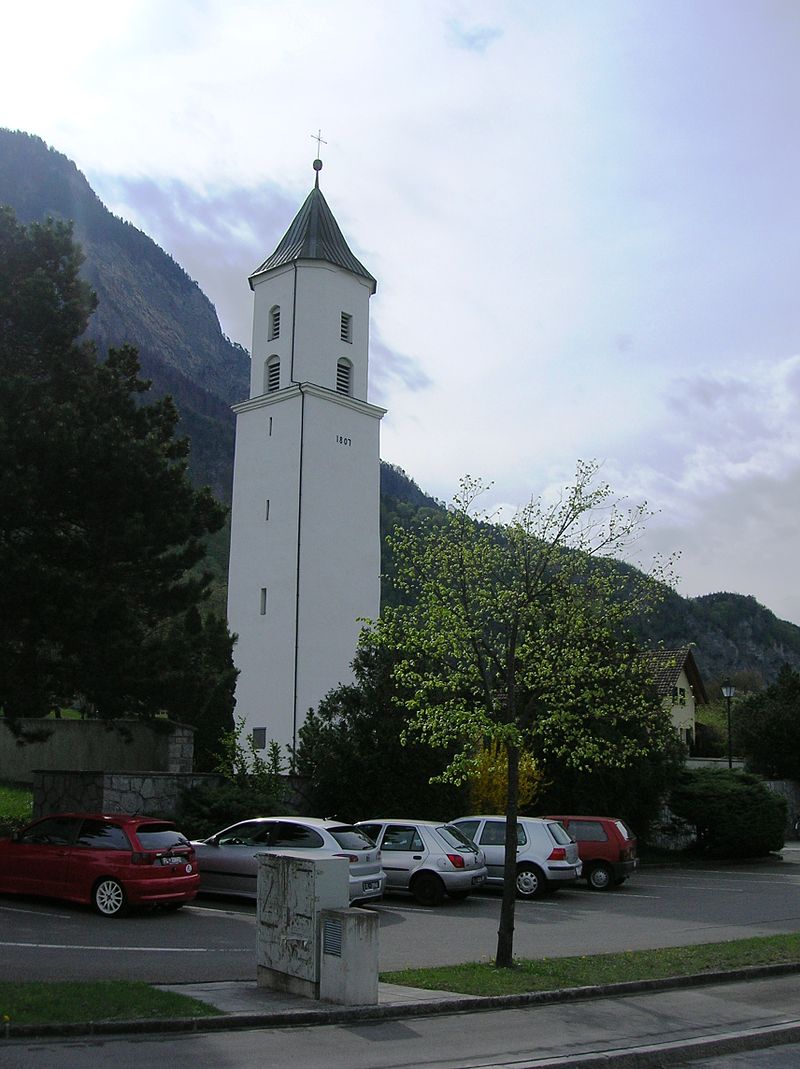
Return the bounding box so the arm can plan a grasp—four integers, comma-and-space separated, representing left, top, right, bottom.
721, 680, 736, 769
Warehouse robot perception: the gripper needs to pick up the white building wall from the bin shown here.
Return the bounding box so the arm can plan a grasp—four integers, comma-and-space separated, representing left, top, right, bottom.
229, 251, 382, 756
227, 390, 302, 745
292, 262, 371, 398
666, 667, 697, 743
294, 388, 383, 731
250, 265, 295, 398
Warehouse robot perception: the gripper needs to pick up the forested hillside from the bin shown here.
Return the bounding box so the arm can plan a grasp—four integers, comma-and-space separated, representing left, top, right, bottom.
0, 129, 248, 500
3, 127, 799, 692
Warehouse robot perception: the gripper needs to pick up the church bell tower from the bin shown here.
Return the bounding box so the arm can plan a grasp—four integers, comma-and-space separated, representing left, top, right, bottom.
227, 159, 385, 756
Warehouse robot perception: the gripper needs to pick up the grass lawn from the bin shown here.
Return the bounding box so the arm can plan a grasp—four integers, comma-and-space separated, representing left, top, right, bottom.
1, 934, 799, 1026
0, 981, 221, 1026
0, 784, 33, 828
381, 932, 800, 996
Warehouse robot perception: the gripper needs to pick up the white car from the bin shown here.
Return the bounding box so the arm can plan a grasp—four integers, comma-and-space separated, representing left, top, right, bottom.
356, 819, 487, 905
192, 816, 385, 904
452, 815, 582, 898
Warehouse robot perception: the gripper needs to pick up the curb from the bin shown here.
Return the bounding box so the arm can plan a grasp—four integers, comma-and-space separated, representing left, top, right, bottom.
4, 960, 800, 1042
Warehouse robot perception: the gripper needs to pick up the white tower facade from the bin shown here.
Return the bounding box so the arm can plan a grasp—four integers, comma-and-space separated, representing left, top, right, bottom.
227, 163, 385, 755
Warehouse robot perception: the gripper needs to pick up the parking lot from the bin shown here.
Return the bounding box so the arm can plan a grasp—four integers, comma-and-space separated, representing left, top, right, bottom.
2, 849, 800, 984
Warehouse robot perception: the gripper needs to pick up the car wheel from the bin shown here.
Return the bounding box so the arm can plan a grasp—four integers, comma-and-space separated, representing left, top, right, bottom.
587, 863, 613, 891
515, 863, 546, 898
93, 878, 128, 916
411, 872, 445, 906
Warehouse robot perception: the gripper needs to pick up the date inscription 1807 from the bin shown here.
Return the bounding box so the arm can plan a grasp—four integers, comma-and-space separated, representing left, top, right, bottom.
336, 435, 352, 446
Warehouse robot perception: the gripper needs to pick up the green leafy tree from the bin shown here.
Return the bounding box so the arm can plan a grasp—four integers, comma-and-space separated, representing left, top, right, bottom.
294, 645, 466, 821
370, 465, 675, 968
669, 767, 786, 857
0, 207, 234, 752
734, 665, 800, 779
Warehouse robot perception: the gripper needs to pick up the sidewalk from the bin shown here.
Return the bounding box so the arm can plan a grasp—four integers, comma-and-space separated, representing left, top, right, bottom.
159, 968, 800, 1066
8, 964, 800, 1068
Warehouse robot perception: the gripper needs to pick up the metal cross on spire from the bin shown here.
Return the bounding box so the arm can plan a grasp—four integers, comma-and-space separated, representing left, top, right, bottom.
311, 129, 327, 158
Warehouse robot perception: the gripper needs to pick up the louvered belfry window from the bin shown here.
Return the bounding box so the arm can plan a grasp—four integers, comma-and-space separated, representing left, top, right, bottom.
336, 358, 352, 395
340, 312, 353, 343
268, 306, 281, 341
266, 356, 280, 393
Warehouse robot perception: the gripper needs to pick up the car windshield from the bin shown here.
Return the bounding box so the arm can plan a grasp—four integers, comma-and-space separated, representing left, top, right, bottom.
436, 825, 479, 852
547, 821, 574, 846
328, 826, 375, 851
135, 824, 190, 850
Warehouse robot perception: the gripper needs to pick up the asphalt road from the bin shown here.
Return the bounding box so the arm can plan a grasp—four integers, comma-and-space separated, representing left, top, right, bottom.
2, 849, 800, 983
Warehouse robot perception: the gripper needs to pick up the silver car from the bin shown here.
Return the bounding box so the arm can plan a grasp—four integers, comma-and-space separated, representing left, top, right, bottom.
191, 817, 385, 904
356, 819, 487, 905
452, 815, 581, 898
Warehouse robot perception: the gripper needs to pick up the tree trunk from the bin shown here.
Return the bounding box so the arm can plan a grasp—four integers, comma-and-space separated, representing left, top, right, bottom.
495, 741, 519, 968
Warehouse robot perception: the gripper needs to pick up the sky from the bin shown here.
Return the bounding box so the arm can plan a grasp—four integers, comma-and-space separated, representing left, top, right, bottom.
2, 0, 800, 625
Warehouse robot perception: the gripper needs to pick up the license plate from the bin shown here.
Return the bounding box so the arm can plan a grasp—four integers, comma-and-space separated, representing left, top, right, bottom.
362, 879, 379, 891
160, 856, 182, 865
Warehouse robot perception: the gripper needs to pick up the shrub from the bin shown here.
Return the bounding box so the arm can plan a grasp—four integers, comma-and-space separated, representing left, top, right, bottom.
176, 782, 288, 840
668, 768, 786, 858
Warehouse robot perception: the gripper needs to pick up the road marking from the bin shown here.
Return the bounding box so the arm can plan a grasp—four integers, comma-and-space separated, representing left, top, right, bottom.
0, 941, 250, 952
0, 905, 73, 918
188, 903, 255, 917
372, 905, 434, 915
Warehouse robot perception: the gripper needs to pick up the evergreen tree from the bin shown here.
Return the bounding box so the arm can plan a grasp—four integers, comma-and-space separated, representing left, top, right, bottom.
734, 665, 800, 779
294, 645, 465, 822
0, 207, 235, 752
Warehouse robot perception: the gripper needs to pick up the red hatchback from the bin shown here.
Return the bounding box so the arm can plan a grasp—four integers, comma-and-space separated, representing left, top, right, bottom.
545, 815, 638, 891
0, 812, 199, 916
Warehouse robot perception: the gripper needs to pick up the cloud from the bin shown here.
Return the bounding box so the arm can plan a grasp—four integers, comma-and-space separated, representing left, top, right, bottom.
447, 18, 503, 53
3, 1, 800, 623
90, 175, 303, 347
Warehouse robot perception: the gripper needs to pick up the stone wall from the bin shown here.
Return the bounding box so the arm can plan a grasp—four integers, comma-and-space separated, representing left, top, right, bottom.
32, 770, 224, 821
1, 719, 195, 785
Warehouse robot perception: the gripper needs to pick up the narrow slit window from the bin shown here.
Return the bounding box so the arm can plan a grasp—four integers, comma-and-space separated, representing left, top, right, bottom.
340, 312, 353, 343
268, 306, 281, 341
265, 355, 280, 393
265, 498, 270, 521
259, 587, 267, 615
336, 358, 352, 396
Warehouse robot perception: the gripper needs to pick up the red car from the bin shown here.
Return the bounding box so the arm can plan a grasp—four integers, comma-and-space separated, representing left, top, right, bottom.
545, 815, 638, 891
0, 812, 199, 916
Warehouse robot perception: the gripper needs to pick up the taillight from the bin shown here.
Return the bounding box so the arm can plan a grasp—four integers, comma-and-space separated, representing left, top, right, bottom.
334, 853, 359, 863
620, 847, 632, 861
130, 851, 157, 865
548, 847, 567, 861
446, 853, 465, 869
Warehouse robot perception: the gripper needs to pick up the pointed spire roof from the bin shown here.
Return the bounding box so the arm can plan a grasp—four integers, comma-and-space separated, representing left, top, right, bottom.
250, 161, 377, 293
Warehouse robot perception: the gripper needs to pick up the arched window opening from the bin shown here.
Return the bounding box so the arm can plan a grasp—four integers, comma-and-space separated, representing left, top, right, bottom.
268, 305, 281, 341
336, 358, 352, 396
265, 355, 280, 393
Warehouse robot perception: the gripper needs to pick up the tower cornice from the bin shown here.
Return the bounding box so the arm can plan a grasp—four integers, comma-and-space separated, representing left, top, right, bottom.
232, 382, 386, 420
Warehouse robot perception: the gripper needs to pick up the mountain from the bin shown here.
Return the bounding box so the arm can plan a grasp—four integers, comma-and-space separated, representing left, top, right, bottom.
630, 586, 800, 692
3, 128, 800, 691
0, 129, 249, 500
